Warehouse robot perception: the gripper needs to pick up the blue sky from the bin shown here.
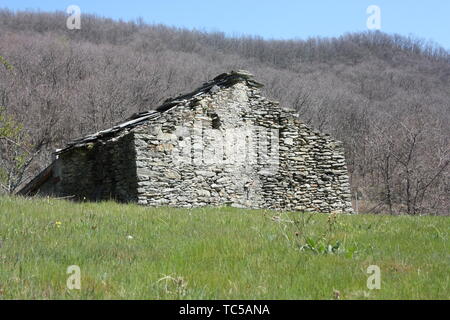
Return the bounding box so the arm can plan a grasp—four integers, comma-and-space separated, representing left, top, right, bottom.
2, 0, 450, 49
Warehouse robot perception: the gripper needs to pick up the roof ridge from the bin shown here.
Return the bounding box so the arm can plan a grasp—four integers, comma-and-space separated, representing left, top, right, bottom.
55, 70, 263, 155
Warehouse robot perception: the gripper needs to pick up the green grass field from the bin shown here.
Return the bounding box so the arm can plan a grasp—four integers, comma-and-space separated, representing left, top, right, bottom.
0, 196, 448, 300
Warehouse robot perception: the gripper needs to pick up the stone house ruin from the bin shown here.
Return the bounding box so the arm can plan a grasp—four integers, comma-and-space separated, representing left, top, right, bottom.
19, 71, 353, 213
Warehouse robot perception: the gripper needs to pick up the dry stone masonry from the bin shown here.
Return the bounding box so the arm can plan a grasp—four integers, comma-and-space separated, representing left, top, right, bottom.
20, 71, 353, 213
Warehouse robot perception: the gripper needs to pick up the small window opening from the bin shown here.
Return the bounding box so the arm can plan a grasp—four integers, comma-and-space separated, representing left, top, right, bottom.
208, 111, 221, 129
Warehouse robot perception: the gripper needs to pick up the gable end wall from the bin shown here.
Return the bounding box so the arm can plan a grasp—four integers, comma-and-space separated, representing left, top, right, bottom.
132, 83, 352, 213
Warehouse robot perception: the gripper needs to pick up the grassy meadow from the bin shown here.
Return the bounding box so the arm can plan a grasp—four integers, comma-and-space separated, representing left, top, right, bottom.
0, 196, 448, 299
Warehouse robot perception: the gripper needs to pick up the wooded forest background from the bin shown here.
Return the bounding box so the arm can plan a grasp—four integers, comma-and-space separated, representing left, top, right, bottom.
0, 10, 448, 215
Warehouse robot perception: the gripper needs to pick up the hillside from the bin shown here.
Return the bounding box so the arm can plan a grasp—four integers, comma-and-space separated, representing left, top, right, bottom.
0, 196, 448, 299
0, 10, 449, 214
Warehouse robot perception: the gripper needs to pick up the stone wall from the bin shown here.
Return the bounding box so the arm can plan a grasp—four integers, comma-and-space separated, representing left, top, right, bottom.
27, 72, 353, 213
43, 132, 138, 202
132, 82, 352, 213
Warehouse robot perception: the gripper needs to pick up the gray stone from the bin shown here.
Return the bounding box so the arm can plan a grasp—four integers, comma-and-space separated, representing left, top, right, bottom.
21, 71, 353, 214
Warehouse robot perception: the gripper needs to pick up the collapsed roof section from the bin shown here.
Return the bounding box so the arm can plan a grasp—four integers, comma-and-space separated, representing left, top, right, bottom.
55, 70, 264, 155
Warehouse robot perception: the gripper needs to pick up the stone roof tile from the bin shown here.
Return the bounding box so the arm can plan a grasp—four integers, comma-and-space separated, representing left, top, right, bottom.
55, 70, 263, 155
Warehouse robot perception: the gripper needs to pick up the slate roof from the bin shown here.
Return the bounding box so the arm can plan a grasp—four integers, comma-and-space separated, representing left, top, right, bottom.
55, 70, 263, 155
